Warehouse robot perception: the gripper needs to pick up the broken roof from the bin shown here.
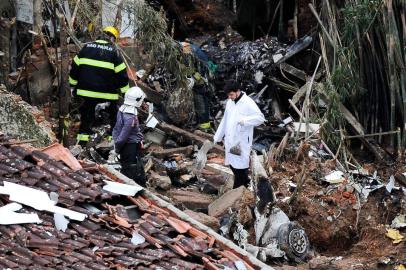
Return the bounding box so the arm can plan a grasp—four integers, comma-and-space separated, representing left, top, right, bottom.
0, 134, 272, 270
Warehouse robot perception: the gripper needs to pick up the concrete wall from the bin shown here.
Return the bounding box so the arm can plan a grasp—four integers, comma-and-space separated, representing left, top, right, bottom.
0, 86, 56, 147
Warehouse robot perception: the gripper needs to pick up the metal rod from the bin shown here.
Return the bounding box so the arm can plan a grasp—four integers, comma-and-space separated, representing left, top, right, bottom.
344, 130, 400, 139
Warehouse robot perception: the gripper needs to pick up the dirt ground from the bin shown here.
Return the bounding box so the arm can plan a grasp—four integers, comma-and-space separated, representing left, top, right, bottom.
271, 155, 406, 269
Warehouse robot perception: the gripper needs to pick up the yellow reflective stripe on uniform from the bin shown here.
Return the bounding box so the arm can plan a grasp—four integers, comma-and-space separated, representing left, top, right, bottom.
76, 89, 119, 100
95, 40, 109, 44
114, 62, 126, 73
73, 56, 80, 65
199, 122, 211, 129
77, 134, 90, 141
69, 76, 78, 85
77, 58, 115, 70
120, 84, 130, 93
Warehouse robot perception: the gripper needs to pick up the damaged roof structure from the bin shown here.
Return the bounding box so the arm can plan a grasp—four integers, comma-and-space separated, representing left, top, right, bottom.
0, 133, 272, 269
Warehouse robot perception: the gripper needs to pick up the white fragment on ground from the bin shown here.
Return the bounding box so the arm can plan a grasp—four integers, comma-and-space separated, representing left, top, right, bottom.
234, 260, 248, 270
0, 181, 87, 221
54, 213, 69, 232
324, 171, 345, 184
50, 192, 59, 205
272, 53, 283, 63
102, 180, 143, 196
254, 71, 264, 84
131, 231, 146, 245
386, 176, 395, 193
0, 203, 42, 225
391, 214, 406, 229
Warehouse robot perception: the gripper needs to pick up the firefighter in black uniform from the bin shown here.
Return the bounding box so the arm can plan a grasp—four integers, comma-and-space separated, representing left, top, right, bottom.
69, 26, 130, 142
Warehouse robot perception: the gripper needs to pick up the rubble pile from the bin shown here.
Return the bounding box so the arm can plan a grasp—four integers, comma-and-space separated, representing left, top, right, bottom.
202, 30, 285, 92
0, 134, 269, 269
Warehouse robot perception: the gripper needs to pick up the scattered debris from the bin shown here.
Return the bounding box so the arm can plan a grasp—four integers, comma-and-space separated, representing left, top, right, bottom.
149, 172, 172, 191
208, 186, 248, 218
391, 214, 406, 229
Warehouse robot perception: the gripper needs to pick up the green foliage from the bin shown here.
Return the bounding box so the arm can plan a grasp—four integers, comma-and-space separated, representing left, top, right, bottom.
341, 0, 383, 43
132, 3, 191, 91
331, 48, 361, 102
321, 0, 382, 152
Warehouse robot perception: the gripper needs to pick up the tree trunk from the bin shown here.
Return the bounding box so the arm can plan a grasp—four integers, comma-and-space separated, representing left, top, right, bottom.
0, 18, 12, 85
59, 15, 70, 146
387, 0, 396, 148
33, 0, 42, 45
114, 0, 124, 32
10, 23, 17, 72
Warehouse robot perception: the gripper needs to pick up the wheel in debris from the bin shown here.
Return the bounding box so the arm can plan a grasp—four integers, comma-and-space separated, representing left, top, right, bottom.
277, 221, 309, 263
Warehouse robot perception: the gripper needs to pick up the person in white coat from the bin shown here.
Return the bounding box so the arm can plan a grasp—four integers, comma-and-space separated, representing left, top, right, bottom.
213, 81, 265, 188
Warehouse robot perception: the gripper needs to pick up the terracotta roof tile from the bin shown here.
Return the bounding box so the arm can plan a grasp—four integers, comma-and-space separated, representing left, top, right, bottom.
0, 138, 261, 269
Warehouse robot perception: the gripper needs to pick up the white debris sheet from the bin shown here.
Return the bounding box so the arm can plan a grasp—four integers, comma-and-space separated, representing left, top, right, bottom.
0, 181, 87, 221
103, 180, 143, 196
0, 202, 41, 225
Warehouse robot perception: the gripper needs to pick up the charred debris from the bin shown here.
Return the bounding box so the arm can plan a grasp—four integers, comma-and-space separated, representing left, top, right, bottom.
0, 0, 406, 269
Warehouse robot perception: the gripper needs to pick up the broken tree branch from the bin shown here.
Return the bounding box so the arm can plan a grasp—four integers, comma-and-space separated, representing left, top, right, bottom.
288, 163, 307, 204
289, 98, 345, 171
70, 0, 81, 29
308, 3, 335, 48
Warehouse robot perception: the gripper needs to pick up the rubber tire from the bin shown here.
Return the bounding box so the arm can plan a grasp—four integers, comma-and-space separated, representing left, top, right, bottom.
277, 221, 309, 263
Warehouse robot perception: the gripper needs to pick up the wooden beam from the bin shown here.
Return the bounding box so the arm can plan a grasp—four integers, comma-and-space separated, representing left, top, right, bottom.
194, 130, 213, 140
158, 122, 224, 155
279, 63, 307, 81
151, 145, 194, 159
291, 81, 310, 105
137, 81, 165, 105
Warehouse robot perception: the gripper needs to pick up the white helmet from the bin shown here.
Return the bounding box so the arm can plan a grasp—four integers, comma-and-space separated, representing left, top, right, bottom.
124, 86, 146, 108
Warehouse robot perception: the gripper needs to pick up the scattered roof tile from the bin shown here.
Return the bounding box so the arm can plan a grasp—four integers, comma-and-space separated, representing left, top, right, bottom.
0, 136, 264, 269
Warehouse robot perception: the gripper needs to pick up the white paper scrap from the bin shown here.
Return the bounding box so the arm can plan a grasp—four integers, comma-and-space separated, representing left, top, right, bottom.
103, 180, 143, 196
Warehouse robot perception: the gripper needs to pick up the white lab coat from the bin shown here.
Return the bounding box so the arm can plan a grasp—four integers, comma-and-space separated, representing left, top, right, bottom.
213, 92, 265, 169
